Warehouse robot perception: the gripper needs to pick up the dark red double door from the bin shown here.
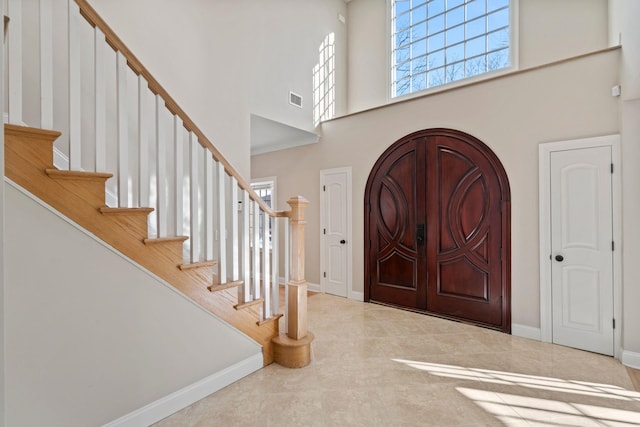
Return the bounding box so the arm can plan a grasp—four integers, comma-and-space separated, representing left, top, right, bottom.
365, 129, 511, 332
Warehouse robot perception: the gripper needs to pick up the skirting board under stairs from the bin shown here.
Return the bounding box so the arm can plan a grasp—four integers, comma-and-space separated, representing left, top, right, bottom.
511, 324, 542, 341
103, 353, 263, 427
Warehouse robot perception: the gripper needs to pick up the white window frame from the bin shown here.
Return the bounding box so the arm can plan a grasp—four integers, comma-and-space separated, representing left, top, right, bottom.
388, 0, 519, 101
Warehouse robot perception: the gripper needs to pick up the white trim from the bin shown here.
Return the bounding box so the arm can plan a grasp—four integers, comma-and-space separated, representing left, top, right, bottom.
511, 324, 541, 341
102, 353, 263, 427
250, 176, 277, 209
621, 350, 640, 370
320, 167, 353, 299
538, 134, 622, 359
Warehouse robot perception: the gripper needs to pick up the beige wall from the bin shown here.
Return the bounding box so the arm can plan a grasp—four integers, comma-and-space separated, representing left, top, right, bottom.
88, 0, 348, 178
252, 49, 620, 330
4, 184, 261, 426
346, 0, 610, 113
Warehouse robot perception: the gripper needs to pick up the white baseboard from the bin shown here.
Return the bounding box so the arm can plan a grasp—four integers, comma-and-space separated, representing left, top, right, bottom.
103, 353, 263, 427
307, 282, 321, 292
511, 323, 541, 341
349, 290, 364, 302
621, 349, 640, 369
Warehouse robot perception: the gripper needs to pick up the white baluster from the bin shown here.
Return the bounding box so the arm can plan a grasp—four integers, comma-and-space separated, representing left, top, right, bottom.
40, 0, 53, 129
284, 216, 290, 334
138, 75, 150, 206
252, 200, 260, 299
263, 212, 271, 319
231, 177, 239, 282
116, 51, 128, 206
205, 153, 215, 260
95, 28, 107, 172
217, 161, 227, 283
174, 116, 184, 236
7, 0, 22, 125
189, 133, 201, 263
242, 190, 251, 302
155, 95, 168, 236
68, 0, 81, 170
272, 215, 279, 316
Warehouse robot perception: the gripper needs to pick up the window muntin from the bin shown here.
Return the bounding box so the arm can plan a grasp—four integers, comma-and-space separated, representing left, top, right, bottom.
391, 0, 511, 98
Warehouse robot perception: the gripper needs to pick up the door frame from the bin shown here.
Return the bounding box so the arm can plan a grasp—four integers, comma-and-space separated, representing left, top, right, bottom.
538, 135, 622, 359
320, 167, 353, 299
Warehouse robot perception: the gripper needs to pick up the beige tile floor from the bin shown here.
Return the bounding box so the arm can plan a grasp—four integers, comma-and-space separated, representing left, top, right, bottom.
156, 294, 640, 426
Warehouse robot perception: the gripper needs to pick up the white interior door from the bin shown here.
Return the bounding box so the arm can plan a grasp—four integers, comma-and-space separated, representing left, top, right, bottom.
550, 146, 614, 355
320, 167, 351, 298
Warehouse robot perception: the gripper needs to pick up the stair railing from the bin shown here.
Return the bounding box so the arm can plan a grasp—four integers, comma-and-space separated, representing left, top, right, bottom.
3, 0, 302, 326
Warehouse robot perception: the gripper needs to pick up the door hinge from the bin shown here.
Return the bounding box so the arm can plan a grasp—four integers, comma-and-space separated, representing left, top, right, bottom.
369, 240, 372, 248
611, 163, 614, 174
613, 318, 616, 329
612, 241, 615, 251
323, 185, 326, 191
323, 228, 326, 235
323, 272, 326, 278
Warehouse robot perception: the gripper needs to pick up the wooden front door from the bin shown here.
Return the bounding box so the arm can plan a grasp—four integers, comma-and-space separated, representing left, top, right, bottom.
365, 129, 511, 332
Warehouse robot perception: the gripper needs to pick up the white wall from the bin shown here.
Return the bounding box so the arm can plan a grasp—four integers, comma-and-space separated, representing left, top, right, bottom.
88, 0, 348, 179
252, 49, 620, 331
346, 0, 610, 113
610, 0, 640, 362
4, 183, 261, 426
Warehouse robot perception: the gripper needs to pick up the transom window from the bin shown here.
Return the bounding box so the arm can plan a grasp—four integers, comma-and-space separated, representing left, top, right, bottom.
391, 0, 511, 98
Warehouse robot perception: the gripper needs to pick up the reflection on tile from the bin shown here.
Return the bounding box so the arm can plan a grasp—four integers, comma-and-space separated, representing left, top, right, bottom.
154, 294, 640, 426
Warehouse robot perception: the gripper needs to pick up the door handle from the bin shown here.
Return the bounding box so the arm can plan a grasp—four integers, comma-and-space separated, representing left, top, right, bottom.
555, 254, 564, 262
340, 239, 346, 244
417, 224, 425, 245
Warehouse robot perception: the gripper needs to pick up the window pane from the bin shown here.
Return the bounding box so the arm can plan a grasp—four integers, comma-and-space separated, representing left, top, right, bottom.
445, 43, 464, 64
412, 56, 427, 74
396, 29, 411, 48
396, 77, 411, 96
412, 39, 427, 57
427, 14, 445, 35
466, 0, 486, 21
395, 62, 411, 80
412, 72, 427, 92
465, 55, 486, 77
412, 4, 427, 23
396, 45, 410, 63
428, 32, 445, 51
487, 47, 509, 70
488, 0, 509, 12
488, 28, 509, 51
413, 0, 427, 7
427, 50, 445, 69
445, 62, 464, 82
395, 12, 411, 31
445, 6, 464, 28
465, 36, 485, 58
447, 0, 464, 8
465, 16, 486, 39
395, 0, 410, 15
428, 0, 445, 16
412, 23, 427, 41
428, 68, 445, 87
488, 8, 509, 31
445, 25, 464, 46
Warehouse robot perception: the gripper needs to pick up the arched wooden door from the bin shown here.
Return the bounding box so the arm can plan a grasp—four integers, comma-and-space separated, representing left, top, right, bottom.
364, 129, 511, 332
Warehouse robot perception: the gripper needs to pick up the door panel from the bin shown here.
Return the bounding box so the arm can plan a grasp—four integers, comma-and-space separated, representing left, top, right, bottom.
365, 130, 510, 331
550, 146, 613, 355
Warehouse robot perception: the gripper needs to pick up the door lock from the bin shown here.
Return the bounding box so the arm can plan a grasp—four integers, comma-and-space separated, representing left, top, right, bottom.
417, 224, 425, 245
340, 240, 346, 244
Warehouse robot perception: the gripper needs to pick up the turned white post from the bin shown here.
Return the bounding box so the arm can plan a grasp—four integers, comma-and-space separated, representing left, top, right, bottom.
287, 196, 309, 340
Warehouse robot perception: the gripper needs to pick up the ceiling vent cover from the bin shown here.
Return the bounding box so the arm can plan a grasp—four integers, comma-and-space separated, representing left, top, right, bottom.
289, 91, 303, 108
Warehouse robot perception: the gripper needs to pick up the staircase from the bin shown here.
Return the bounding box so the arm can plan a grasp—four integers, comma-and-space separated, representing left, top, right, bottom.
3, 0, 313, 367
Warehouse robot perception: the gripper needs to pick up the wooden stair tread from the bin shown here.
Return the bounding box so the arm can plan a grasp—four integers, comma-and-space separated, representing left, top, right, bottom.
99, 207, 154, 215
179, 260, 218, 271
208, 280, 243, 292
257, 313, 283, 326
143, 236, 189, 245
45, 168, 113, 180
235, 298, 264, 311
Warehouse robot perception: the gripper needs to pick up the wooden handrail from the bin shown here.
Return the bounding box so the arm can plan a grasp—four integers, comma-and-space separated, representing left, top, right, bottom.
75, 0, 287, 217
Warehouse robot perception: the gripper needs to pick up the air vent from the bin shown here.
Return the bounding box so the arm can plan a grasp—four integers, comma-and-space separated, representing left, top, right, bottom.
289, 91, 303, 108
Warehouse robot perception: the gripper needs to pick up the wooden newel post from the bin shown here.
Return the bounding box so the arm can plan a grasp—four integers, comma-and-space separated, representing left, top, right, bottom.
271, 195, 314, 368
287, 195, 309, 339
